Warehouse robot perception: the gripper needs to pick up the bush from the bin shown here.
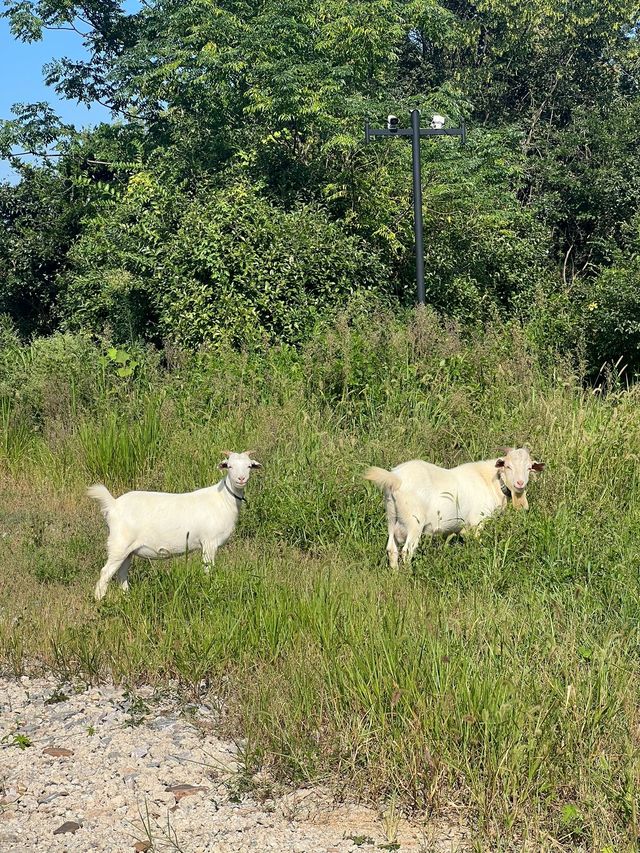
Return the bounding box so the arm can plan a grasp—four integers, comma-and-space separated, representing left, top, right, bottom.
0, 327, 102, 428
61, 269, 157, 345
61, 179, 389, 347
580, 259, 640, 378
159, 185, 390, 348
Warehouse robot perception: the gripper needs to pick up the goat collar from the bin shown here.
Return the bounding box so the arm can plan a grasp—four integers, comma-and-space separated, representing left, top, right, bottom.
224, 479, 247, 504
497, 472, 512, 499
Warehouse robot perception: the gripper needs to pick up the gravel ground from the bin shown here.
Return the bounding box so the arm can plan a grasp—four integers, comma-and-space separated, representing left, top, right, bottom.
0, 676, 470, 852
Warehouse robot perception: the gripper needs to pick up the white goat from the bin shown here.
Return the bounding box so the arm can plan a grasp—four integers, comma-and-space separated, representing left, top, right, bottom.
365, 447, 544, 567
89, 450, 261, 600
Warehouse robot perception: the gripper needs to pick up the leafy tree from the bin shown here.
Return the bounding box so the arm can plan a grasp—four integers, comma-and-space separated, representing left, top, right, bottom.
2, 0, 640, 369
0, 168, 81, 335
525, 98, 640, 276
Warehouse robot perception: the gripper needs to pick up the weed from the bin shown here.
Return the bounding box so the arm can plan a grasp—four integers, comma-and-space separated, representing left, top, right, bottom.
128, 797, 188, 852
98, 347, 139, 379
382, 795, 400, 847
226, 771, 256, 803
558, 803, 587, 843
2, 733, 32, 750
2, 627, 25, 676
123, 692, 150, 728
44, 688, 69, 705
32, 551, 79, 586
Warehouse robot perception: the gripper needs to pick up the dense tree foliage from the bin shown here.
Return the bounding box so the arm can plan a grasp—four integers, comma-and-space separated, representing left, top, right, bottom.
1, 0, 640, 370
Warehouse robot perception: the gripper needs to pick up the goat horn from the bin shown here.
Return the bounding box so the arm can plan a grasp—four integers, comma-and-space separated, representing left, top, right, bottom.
244, 449, 256, 457
221, 449, 233, 457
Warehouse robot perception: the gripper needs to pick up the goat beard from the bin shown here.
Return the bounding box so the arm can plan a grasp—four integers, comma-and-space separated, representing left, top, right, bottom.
511, 492, 529, 510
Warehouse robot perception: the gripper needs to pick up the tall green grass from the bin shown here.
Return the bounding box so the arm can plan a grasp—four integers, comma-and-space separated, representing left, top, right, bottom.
78, 395, 165, 487
0, 397, 33, 469
1, 306, 639, 848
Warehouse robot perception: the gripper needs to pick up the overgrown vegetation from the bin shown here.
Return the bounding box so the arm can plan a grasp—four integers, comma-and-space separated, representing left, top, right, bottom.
0, 309, 639, 848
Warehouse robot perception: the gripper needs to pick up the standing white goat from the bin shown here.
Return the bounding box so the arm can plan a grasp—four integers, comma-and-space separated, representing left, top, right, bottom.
364, 447, 544, 567
89, 450, 261, 600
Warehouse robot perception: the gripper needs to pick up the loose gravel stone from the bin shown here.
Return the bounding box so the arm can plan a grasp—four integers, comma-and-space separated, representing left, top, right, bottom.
53, 820, 82, 834
166, 783, 209, 801
43, 746, 74, 757
0, 675, 470, 852
37, 792, 69, 805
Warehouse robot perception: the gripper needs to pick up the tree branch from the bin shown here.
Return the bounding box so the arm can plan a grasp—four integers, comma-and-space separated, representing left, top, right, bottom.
93, 96, 142, 122
42, 24, 91, 37
10, 150, 65, 158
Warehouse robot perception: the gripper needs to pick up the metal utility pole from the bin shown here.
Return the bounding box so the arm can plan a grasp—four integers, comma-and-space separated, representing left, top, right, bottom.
364, 109, 466, 305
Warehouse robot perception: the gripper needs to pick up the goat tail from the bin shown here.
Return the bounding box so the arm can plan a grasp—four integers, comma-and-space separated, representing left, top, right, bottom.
87, 484, 116, 518
363, 466, 402, 494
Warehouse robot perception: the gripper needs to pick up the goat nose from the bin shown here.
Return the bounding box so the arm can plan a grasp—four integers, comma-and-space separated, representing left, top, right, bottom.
516, 479, 524, 489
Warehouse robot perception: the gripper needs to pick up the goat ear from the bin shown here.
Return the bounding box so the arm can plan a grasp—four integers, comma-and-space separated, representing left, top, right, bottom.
218, 460, 229, 470
531, 461, 545, 472
495, 458, 505, 468
250, 460, 262, 469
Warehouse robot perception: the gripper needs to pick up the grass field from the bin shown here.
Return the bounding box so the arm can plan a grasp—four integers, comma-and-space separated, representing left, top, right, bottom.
1, 307, 639, 849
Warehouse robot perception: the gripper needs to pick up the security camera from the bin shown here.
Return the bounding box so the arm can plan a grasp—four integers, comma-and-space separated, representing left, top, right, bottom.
387, 115, 399, 132
430, 114, 445, 129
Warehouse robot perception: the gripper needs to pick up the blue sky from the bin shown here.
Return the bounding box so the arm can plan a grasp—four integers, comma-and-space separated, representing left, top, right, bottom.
0, 13, 122, 181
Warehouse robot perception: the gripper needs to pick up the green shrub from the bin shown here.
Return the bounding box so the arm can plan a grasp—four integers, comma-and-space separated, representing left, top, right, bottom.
160, 186, 389, 348
61, 179, 389, 347
61, 269, 156, 345
580, 259, 640, 379
0, 329, 102, 427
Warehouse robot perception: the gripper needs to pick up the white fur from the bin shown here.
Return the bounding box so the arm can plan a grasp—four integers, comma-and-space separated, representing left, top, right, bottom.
365, 447, 543, 568
89, 451, 261, 600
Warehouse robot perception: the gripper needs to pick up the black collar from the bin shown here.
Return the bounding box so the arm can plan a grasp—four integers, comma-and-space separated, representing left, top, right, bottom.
498, 473, 512, 499
224, 480, 247, 503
